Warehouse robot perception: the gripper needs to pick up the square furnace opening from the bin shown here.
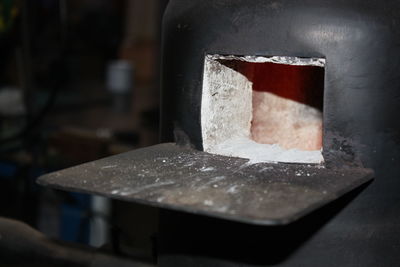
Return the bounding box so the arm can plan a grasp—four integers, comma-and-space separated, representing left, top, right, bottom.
201, 55, 325, 164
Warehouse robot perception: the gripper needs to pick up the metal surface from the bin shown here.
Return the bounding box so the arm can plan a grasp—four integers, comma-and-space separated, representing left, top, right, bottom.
38, 143, 373, 225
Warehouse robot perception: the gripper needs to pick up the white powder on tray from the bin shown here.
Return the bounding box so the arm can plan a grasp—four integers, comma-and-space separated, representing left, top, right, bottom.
208, 137, 324, 164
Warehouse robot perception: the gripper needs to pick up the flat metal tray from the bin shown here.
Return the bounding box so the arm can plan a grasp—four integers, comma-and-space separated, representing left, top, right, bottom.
38, 143, 373, 225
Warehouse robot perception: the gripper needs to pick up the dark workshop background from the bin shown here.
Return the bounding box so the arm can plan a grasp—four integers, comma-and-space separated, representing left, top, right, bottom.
0, 0, 168, 262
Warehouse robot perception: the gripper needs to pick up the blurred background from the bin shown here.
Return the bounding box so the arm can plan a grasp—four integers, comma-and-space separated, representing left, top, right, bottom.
0, 0, 168, 264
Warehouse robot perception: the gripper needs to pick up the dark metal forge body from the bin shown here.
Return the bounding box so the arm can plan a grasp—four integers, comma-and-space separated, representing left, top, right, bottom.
39, 0, 400, 266
157, 0, 400, 266
161, 0, 399, 169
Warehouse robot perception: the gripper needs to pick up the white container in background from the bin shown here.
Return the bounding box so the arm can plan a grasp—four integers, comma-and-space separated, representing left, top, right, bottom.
106, 60, 134, 112
89, 196, 111, 247
106, 60, 133, 94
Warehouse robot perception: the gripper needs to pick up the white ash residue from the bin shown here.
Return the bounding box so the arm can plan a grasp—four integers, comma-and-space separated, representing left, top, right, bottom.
208, 137, 324, 164
204, 199, 214, 206
200, 166, 215, 172
206, 54, 325, 67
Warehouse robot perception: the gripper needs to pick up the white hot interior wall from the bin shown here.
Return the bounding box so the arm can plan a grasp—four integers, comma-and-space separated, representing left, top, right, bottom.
201, 55, 325, 164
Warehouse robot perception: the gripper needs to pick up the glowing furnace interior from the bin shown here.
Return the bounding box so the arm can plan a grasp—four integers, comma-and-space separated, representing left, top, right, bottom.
201, 55, 325, 164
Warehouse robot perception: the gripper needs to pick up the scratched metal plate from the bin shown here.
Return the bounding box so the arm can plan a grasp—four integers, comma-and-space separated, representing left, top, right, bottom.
38, 143, 373, 225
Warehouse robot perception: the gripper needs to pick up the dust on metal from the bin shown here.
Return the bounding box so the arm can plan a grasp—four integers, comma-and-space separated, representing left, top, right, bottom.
38, 143, 373, 225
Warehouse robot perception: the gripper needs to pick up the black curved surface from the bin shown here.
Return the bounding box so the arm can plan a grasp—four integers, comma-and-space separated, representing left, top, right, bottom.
159, 0, 400, 266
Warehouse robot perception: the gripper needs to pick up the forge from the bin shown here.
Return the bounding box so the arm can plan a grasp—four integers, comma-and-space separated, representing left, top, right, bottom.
37, 3, 393, 267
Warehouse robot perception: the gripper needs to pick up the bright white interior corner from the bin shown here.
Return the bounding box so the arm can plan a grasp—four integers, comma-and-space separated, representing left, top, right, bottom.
201, 54, 325, 164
